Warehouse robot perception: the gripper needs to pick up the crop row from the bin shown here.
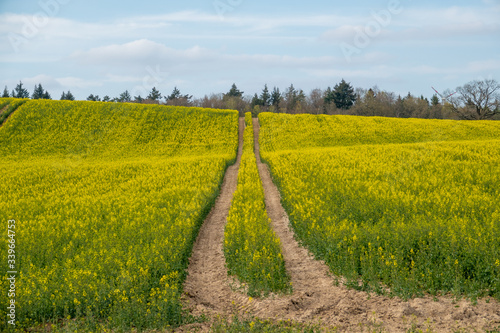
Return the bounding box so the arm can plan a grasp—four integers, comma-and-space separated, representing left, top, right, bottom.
224, 113, 290, 297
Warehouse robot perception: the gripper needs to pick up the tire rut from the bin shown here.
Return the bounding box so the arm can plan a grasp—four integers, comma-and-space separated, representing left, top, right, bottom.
249, 118, 345, 323
183, 117, 245, 316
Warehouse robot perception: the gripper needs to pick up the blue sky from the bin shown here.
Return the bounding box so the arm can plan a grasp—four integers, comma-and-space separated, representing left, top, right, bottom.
1, 0, 499, 100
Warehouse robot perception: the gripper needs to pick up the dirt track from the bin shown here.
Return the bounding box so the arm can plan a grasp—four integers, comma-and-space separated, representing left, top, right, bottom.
183, 117, 245, 316
181, 117, 500, 332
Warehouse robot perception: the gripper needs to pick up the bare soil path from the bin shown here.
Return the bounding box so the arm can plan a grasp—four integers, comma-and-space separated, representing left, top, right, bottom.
181, 117, 500, 332
183, 117, 245, 317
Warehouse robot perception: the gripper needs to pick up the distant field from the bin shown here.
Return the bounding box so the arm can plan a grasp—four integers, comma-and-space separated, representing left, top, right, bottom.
259, 113, 500, 300
0, 99, 238, 331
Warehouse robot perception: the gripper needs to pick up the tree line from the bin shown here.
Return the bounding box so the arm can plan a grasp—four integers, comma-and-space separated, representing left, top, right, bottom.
3, 79, 500, 120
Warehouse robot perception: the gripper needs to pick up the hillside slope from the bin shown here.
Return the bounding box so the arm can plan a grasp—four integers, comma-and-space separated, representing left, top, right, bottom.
0, 99, 238, 331
0, 99, 237, 159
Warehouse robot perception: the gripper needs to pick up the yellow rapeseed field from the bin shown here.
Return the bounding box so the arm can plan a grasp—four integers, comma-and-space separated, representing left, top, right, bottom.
259, 113, 500, 300
0, 99, 238, 331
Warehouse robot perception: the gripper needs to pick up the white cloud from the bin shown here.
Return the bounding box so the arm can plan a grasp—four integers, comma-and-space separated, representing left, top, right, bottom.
127, 11, 352, 31
1, 3, 498, 100
306, 57, 500, 83
3, 5, 497, 61
104, 74, 144, 83
464, 59, 500, 73
22, 74, 60, 87
321, 25, 393, 43
69, 40, 223, 78
321, 25, 361, 41
0, 10, 345, 48
69, 39, 346, 71
320, 4, 500, 45
306, 66, 396, 80
56, 77, 102, 89
4, 75, 102, 97
407, 59, 500, 76
123, 11, 222, 25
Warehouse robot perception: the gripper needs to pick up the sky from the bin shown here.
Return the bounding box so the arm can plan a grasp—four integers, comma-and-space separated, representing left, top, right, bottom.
0, 0, 499, 101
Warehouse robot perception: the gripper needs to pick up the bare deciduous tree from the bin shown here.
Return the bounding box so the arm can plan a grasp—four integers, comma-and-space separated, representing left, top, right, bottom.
452, 79, 500, 120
